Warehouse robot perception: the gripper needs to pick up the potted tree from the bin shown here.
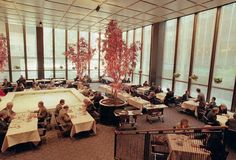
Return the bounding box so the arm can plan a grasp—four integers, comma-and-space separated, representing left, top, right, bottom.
99, 20, 140, 125
0, 33, 8, 72
65, 37, 95, 88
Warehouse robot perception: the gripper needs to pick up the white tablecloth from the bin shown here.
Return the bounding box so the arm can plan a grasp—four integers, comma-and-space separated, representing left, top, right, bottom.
167, 134, 211, 160
98, 85, 113, 94
181, 100, 199, 111
68, 107, 96, 137
156, 92, 166, 102
1, 113, 40, 152
117, 92, 132, 101
128, 97, 150, 109
137, 87, 150, 95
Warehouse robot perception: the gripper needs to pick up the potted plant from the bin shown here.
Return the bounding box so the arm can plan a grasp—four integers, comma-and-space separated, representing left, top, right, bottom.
0, 33, 8, 72
214, 78, 223, 84
174, 73, 181, 78
65, 37, 95, 85
99, 20, 141, 125
189, 74, 198, 81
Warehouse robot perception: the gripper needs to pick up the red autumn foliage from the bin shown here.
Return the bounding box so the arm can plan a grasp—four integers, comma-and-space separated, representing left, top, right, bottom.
101, 20, 141, 98
0, 33, 8, 72
65, 37, 95, 77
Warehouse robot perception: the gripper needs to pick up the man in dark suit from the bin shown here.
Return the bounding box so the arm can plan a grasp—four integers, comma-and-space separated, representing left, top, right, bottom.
91, 92, 104, 111
155, 85, 163, 94
206, 107, 220, 126
0, 111, 9, 148
226, 113, 236, 130
195, 88, 206, 119
2, 79, 13, 94
164, 88, 174, 105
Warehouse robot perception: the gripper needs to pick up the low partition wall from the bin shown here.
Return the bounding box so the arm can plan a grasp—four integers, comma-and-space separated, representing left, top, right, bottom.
114, 126, 226, 160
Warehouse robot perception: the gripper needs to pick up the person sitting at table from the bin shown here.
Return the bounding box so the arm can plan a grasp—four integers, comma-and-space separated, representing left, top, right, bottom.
14, 82, 25, 92
200, 127, 227, 160
126, 78, 131, 83
16, 75, 26, 87
33, 82, 41, 90
206, 107, 220, 126
225, 112, 236, 130
81, 86, 90, 97
83, 99, 99, 120
147, 91, 161, 104
149, 82, 156, 92
1, 102, 16, 123
195, 88, 206, 119
74, 75, 79, 82
2, 78, 13, 94
143, 81, 149, 87
36, 101, 48, 123
66, 81, 74, 88
91, 92, 104, 110
154, 85, 163, 94
218, 104, 227, 115
164, 88, 175, 106
0, 111, 9, 148
55, 99, 65, 117
130, 86, 139, 97
181, 90, 191, 102
207, 97, 217, 110
176, 119, 190, 129
57, 105, 72, 132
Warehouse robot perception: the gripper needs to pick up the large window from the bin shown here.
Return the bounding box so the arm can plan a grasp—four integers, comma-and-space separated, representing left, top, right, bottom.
161, 20, 177, 90
133, 28, 142, 84
26, 26, 38, 79
43, 27, 53, 78
9, 24, 25, 82
90, 32, 99, 80
141, 25, 151, 84
67, 30, 77, 80
174, 15, 194, 96
190, 9, 217, 97
55, 29, 66, 78
211, 4, 236, 109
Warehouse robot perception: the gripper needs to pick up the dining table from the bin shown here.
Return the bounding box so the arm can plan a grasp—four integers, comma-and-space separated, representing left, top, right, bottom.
1, 112, 40, 152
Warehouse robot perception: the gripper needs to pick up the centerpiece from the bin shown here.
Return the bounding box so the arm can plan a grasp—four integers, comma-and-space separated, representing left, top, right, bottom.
99, 20, 140, 125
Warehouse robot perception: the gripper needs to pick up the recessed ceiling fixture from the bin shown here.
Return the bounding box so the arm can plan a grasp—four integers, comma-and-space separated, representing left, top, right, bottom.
95, 5, 101, 12
39, 21, 43, 27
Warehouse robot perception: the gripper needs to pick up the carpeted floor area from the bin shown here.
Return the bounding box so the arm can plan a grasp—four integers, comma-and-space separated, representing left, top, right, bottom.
0, 83, 235, 160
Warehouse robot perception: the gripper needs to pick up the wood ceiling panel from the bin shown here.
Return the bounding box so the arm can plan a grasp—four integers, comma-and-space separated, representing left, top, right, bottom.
89, 11, 111, 19
105, 0, 139, 7
134, 13, 156, 20
47, 0, 74, 5
69, 6, 92, 14
83, 16, 103, 22
73, 0, 99, 9
65, 12, 85, 19
117, 9, 141, 17
180, 5, 205, 14
44, 1, 70, 11
147, 7, 173, 16
123, 18, 143, 24
106, 14, 129, 21
99, 4, 123, 13
15, 4, 41, 13
43, 9, 65, 16
164, 0, 196, 11
162, 12, 183, 19
143, 0, 176, 6
202, 0, 236, 8
128, 1, 156, 12
14, 0, 44, 7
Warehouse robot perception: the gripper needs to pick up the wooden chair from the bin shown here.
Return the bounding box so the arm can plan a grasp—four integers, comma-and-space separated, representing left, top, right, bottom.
146, 108, 164, 124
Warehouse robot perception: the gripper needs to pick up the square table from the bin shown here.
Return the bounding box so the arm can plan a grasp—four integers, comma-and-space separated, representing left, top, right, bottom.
98, 84, 112, 94
137, 87, 150, 95
181, 100, 199, 111
156, 92, 166, 102
117, 92, 132, 101
127, 97, 150, 109
68, 107, 96, 137
167, 134, 211, 160
1, 113, 40, 152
